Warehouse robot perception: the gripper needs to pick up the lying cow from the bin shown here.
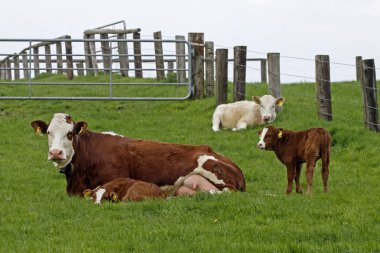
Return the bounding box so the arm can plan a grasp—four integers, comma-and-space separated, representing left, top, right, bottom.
83, 178, 166, 204
212, 95, 285, 132
257, 125, 331, 194
31, 113, 246, 196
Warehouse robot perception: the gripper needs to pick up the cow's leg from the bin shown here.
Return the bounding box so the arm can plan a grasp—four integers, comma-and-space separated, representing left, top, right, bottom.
175, 186, 196, 196
295, 163, 303, 193
233, 121, 247, 131
183, 174, 220, 194
286, 166, 295, 194
305, 159, 316, 194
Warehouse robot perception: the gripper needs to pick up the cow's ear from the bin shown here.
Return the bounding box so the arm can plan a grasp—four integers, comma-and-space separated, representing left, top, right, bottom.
31, 120, 49, 136
83, 189, 93, 199
276, 97, 285, 107
110, 192, 120, 203
74, 121, 88, 135
277, 128, 283, 138
252, 96, 261, 104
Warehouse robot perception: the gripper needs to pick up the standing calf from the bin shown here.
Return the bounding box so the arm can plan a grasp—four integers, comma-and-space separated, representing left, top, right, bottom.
257, 126, 331, 194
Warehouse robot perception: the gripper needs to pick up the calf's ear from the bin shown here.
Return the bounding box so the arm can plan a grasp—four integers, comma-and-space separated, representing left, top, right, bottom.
110, 192, 120, 203
31, 120, 49, 136
83, 189, 93, 199
252, 96, 261, 104
74, 121, 88, 135
258, 130, 262, 135
276, 97, 285, 107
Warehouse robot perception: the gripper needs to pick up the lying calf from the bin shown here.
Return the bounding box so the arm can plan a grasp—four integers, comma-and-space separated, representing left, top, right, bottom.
83, 178, 166, 204
212, 95, 285, 131
257, 125, 331, 194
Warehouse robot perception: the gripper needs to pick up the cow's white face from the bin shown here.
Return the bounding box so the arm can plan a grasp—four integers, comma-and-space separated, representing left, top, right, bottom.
46, 113, 75, 168
253, 95, 285, 123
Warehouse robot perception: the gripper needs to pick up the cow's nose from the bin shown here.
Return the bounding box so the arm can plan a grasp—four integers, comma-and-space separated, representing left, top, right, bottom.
49, 149, 63, 159
263, 115, 271, 122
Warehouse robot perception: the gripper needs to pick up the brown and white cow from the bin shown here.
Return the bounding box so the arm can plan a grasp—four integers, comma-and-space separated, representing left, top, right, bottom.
31, 113, 246, 196
257, 125, 331, 194
212, 95, 285, 132
83, 178, 166, 204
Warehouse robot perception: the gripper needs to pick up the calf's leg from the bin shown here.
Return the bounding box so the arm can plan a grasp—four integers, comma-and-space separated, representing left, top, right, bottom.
321, 156, 330, 193
286, 166, 295, 194
295, 163, 303, 193
305, 159, 316, 194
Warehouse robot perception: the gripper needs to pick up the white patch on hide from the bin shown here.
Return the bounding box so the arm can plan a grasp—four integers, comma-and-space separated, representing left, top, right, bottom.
192, 155, 226, 186
95, 188, 106, 204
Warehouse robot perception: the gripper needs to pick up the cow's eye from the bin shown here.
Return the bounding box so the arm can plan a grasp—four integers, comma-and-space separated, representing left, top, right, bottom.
47, 131, 50, 135
67, 132, 73, 140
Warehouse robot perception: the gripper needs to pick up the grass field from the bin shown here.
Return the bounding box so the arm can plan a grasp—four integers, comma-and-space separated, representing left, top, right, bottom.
0, 74, 379, 252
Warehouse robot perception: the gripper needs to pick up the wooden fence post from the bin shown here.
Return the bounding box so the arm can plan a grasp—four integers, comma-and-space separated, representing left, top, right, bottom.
100, 33, 111, 74
133, 32, 143, 78
361, 59, 379, 131
267, 53, 281, 98
233, 46, 247, 102
0, 62, 5, 80
315, 55, 333, 121
117, 33, 129, 77
44, 45, 52, 74
175, 35, 186, 83
64, 35, 74, 80
83, 35, 93, 76
22, 52, 29, 79
153, 31, 165, 80
205, 41, 215, 97
76, 62, 85, 76
33, 47, 40, 78
356, 56, 362, 82
168, 61, 174, 74
5, 59, 12, 80
215, 49, 228, 106
88, 35, 98, 76
56, 42, 63, 75
261, 59, 267, 83
13, 54, 20, 80
188, 33, 204, 99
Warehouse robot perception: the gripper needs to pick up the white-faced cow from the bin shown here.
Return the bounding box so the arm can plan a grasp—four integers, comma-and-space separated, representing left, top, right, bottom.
257, 125, 331, 194
212, 95, 285, 132
31, 113, 246, 196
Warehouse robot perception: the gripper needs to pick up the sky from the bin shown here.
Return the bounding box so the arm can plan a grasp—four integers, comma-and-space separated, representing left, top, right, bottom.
1, 0, 379, 82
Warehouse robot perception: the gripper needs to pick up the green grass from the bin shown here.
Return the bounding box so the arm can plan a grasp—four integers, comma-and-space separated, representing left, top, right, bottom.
0, 75, 379, 252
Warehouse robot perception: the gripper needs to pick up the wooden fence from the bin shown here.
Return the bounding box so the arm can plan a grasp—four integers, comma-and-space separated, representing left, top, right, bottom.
0, 31, 378, 131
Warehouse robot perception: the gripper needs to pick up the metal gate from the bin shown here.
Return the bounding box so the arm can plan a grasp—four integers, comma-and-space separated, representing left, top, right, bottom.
0, 36, 192, 100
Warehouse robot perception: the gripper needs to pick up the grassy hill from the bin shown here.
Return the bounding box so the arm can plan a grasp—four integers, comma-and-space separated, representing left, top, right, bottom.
0, 74, 379, 252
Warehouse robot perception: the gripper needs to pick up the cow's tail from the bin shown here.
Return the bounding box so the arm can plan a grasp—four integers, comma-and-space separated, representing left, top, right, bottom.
212, 105, 225, 132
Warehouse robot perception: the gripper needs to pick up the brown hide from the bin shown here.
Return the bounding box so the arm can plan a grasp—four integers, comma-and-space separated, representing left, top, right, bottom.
89, 178, 166, 202
259, 125, 331, 194
64, 130, 245, 196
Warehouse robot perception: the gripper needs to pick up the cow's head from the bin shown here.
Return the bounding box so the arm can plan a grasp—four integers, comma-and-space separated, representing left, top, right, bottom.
31, 113, 88, 169
252, 95, 285, 123
257, 125, 283, 150
83, 187, 119, 204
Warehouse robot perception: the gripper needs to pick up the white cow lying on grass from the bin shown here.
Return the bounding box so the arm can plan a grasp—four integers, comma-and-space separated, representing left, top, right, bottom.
212, 95, 285, 132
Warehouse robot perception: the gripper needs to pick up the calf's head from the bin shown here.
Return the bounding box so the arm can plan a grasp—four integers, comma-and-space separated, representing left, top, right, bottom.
257, 125, 283, 150
253, 95, 285, 123
31, 113, 88, 169
83, 187, 119, 204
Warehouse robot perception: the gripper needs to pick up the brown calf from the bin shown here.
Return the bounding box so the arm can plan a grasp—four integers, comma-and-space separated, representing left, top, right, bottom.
83, 178, 166, 204
257, 125, 331, 194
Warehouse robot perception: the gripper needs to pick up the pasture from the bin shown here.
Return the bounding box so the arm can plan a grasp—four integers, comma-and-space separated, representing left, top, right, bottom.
0, 75, 379, 252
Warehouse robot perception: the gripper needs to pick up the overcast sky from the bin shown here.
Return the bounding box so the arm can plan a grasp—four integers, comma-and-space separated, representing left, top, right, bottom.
2, 0, 379, 82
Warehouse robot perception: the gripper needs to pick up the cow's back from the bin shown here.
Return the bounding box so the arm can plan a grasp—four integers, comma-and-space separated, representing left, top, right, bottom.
220, 101, 256, 128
